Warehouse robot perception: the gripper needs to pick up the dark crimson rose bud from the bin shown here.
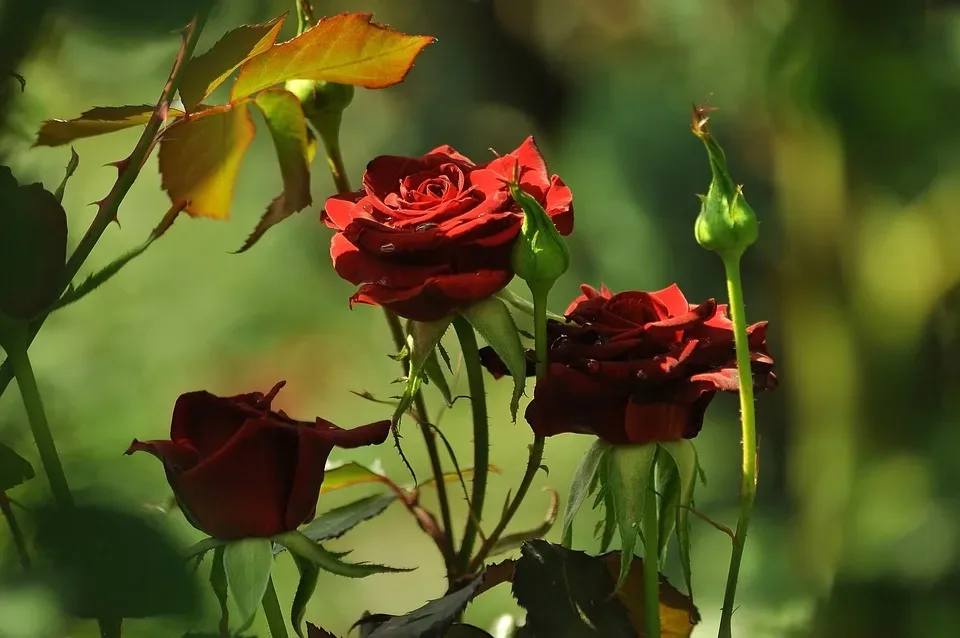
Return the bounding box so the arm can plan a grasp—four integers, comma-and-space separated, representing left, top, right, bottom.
126, 381, 390, 540
480, 284, 777, 445
322, 136, 573, 321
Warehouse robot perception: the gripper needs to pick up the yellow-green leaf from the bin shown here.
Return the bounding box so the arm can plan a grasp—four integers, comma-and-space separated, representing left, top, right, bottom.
230, 12, 435, 101
158, 104, 256, 219
237, 88, 314, 252
179, 14, 286, 111
34, 105, 184, 147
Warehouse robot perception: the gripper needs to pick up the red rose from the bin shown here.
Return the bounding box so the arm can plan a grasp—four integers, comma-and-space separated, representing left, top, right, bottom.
480, 284, 777, 445
322, 136, 574, 321
126, 381, 390, 540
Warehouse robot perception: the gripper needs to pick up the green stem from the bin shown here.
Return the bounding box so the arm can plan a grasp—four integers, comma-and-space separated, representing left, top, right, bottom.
642, 476, 661, 638
453, 316, 489, 566
717, 254, 758, 638
313, 112, 351, 195
295, 0, 315, 34
467, 286, 550, 572
7, 342, 73, 510
383, 307, 457, 570
0, 492, 30, 570
261, 576, 289, 638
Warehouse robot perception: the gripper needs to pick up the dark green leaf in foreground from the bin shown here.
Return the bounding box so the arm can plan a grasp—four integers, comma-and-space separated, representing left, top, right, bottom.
357, 572, 484, 638
33, 499, 200, 619
0, 443, 34, 490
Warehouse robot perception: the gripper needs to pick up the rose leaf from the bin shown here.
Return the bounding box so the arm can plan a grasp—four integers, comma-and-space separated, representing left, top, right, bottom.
35, 105, 185, 147
275, 492, 396, 555
230, 13, 435, 100
158, 103, 256, 219
237, 88, 315, 252
179, 15, 286, 111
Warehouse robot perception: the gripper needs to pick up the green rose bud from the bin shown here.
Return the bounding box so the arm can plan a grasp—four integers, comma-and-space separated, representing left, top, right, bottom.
284, 79, 355, 122
509, 181, 570, 296
692, 102, 758, 260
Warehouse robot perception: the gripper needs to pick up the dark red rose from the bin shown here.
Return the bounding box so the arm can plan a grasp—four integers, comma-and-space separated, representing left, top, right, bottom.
126, 381, 390, 540
479, 284, 777, 445
322, 136, 574, 321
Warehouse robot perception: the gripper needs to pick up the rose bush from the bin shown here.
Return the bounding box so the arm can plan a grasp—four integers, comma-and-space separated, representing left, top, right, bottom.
322, 136, 574, 321
126, 381, 391, 540
480, 283, 777, 445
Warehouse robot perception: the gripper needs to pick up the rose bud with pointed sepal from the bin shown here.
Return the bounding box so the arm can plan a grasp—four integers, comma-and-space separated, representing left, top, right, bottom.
126, 381, 390, 540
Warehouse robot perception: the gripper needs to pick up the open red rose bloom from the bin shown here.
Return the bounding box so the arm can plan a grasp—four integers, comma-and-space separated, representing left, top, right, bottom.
481, 284, 777, 445
126, 382, 390, 540
322, 136, 573, 321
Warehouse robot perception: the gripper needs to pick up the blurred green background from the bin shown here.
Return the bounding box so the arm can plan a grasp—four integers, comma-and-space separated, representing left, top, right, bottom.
3, 0, 960, 636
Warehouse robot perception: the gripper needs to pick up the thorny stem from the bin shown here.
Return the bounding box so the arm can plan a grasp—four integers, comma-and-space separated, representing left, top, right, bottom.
312, 111, 458, 578
453, 316, 489, 567
261, 576, 289, 638
0, 9, 211, 400
467, 287, 550, 572
717, 254, 759, 638
0, 491, 30, 570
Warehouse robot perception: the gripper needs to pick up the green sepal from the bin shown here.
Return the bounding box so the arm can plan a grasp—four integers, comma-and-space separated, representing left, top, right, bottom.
210, 545, 230, 636
460, 296, 526, 420
275, 530, 413, 579
290, 552, 320, 638
606, 442, 659, 592
560, 438, 610, 548
222, 538, 274, 631
658, 440, 699, 599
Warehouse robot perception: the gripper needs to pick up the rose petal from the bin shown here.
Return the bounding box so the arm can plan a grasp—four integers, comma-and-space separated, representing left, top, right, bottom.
352, 270, 513, 321
170, 391, 252, 457
125, 439, 200, 474
321, 191, 364, 229
544, 175, 574, 235
651, 284, 691, 317
331, 232, 448, 287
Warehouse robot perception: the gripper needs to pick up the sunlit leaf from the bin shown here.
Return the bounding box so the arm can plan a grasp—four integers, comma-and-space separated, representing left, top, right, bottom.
320, 461, 394, 494
179, 15, 286, 110
600, 554, 700, 637
158, 103, 256, 219
359, 572, 484, 637
34, 105, 184, 147
223, 538, 273, 629
231, 13, 435, 100
237, 88, 314, 252
0, 443, 34, 491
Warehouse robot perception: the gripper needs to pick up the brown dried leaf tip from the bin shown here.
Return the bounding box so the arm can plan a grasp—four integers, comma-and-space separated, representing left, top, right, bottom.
691, 94, 718, 138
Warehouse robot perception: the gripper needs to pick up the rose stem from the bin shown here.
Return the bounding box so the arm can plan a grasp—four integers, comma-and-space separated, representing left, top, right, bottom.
642, 462, 661, 638
0, 9, 211, 400
452, 316, 489, 566
261, 576, 289, 638
311, 116, 458, 577
0, 490, 30, 570
466, 286, 549, 572
717, 253, 759, 638
295, 0, 315, 35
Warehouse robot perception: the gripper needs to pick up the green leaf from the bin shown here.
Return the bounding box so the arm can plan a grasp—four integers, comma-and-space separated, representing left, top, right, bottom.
307, 624, 340, 638
291, 553, 320, 638
276, 493, 396, 555
238, 88, 314, 252
320, 461, 394, 494
34, 105, 185, 147
0, 443, 34, 491
0, 166, 67, 321
511, 540, 635, 638
158, 103, 256, 220
184, 536, 228, 561
33, 500, 200, 619
606, 443, 659, 591
210, 546, 230, 636
490, 489, 558, 557
276, 530, 412, 579
364, 572, 484, 637
658, 440, 698, 600
560, 438, 610, 548
231, 13, 435, 100
179, 15, 286, 110
460, 296, 526, 420
223, 538, 274, 629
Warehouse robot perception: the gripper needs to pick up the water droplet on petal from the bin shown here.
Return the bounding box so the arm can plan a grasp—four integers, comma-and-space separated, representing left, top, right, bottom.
377, 277, 389, 286
584, 359, 600, 374
380, 243, 396, 253
415, 223, 437, 232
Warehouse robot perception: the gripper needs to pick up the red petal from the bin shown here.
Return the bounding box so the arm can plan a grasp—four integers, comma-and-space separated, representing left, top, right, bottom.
331, 232, 447, 287
125, 439, 200, 473
544, 175, 574, 235
352, 270, 513, 321
169, 391, 251, 457
651, 283, 690, 317
321, 191, 364, 230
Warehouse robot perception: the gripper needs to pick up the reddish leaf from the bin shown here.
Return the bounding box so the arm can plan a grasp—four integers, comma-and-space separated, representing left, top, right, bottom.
179, 15, 286, 111
237, 88, 314, 252
600, 554, 700, 637
34, 105, 184, 147
158, 104, 256, 219
230, 13, 435, 100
